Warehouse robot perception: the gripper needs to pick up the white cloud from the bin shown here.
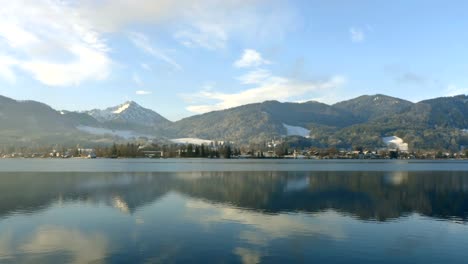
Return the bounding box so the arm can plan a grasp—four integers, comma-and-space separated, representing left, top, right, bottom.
350, 27, 365, 43
186, 47, 345, 113
0, 55, 18, 83
234, 49, 271, 68
0, 1, 298, 86
186, 74, 346, 113
78, 0, 262, 32
80, 0, 294, 50
128, 32, 182, 71
237, 68, 272, 85
136, 90, 152, 95
0, 0, 111, 86
445, 84, 468, 96
0, 22, 39, 48
21, 45, 110, 86
174, 23, 227, 50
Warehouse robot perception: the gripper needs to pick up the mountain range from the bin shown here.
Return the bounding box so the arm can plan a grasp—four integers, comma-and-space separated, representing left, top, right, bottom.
1, 94, 467, 151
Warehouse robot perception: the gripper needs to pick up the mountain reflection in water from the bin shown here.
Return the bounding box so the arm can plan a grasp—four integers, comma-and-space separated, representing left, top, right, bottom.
1, 171, 467, 221
1, 170, 468, 263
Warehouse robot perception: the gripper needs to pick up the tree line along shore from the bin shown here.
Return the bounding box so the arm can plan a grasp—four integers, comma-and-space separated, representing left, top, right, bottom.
1, 142, 467, 160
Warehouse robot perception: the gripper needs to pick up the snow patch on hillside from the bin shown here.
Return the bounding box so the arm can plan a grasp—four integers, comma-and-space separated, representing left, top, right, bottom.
283, 123, 310, 138
77, 126, 153, 139
113, 103, 131, 114
170, 138, 213, 145
382, 136, 409, 152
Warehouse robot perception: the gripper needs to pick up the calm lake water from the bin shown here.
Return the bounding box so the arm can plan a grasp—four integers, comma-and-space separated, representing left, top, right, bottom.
0, 159, 468, 263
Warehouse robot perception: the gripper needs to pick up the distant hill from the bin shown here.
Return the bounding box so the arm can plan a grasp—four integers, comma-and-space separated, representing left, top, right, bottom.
166, 102, 285, 142
333, 94, 413, 122
0, 95, 69, 131
0, 96, 87, 145
332, 95, 468, 150
60, 110, 101, 127
259, 100, 359, 127
1, 94, 467, 150
167, 100, 360, 143
420, 95, 468, 128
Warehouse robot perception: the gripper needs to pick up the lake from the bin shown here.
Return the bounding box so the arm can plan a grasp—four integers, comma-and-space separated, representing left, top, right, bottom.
0, 159, 467, 263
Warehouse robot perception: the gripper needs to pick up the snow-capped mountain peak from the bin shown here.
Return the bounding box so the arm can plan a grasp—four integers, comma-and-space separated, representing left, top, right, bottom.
112, 101, 133, 114
85, 101, 170, 127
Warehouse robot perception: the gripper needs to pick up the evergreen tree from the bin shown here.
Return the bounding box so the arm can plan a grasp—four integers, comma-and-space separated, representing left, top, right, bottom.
187, 144, 193, 157
111, 143, 118, 157
200, 144, 206, 157
195, 145, 200, 157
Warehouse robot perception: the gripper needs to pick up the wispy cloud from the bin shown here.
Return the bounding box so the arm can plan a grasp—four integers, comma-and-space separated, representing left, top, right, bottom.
186, 74, 345, 113
237, 69, 272, 85
80, 0, 295, 51
174, 23, 227, 50
349, 27, 365, 43
187, 50, 345, 113
79, 0, 263, 32
136, 90, 152, 95
0, 1, 111, 86
128, 32, 182, 71
234, 49, 271, 68
0, 1, 298, 87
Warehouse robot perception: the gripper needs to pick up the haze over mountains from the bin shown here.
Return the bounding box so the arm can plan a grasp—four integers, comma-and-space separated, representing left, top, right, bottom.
1, 94, 467, 150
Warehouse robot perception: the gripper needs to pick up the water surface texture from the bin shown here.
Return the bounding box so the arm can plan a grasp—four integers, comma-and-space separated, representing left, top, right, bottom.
0, 160, 467, 263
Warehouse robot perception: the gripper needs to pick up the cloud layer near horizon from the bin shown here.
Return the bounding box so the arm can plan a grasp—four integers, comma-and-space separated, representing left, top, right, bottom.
186, 50, 345, 113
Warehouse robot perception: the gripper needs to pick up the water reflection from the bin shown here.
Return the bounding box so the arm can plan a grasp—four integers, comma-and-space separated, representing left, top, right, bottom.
0, 171, 468, 221
0, 226, 108, 263
23, 226, 107, 264
0, 171, 468, 263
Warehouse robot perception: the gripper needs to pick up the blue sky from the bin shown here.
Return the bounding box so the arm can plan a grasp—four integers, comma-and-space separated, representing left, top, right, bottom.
0, 0, 467, 121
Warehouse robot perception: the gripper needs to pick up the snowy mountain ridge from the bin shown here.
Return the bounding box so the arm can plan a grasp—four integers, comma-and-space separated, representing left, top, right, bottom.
85, 101, 170, 127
